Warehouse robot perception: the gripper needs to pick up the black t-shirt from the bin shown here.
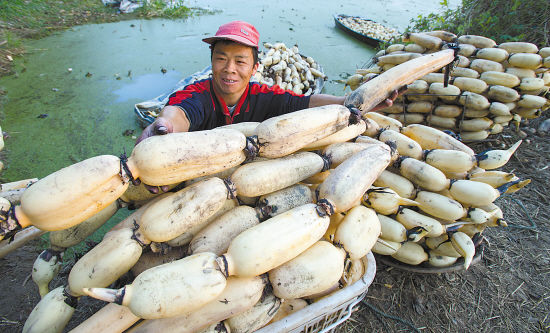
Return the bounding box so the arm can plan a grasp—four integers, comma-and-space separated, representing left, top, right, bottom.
166, 78, 311, 131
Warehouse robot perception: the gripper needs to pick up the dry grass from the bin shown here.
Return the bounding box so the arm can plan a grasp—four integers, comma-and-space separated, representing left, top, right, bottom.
339, 119, 550, 333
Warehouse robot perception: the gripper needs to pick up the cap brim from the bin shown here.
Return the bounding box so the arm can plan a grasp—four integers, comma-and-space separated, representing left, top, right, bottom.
202, 35, 258, 48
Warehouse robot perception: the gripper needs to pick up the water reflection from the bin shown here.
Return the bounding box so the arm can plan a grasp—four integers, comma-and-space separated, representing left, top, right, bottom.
112, 70, 181, 102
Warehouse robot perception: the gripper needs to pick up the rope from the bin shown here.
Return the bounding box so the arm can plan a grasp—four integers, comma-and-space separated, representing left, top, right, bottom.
62, 288, 79, 308
315, 199, 334, 217
443, 42, 460, 88
119, 150, 135, 184
319, 153, 332, 172
361, 300, 421, 333
346, 105, 362, 125
130, 220, 149, 248
243, 135, 259, 160
223, 178, 237, 199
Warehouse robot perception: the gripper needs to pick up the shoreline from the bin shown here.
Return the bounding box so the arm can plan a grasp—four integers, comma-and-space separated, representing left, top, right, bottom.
0, 1, 198, 78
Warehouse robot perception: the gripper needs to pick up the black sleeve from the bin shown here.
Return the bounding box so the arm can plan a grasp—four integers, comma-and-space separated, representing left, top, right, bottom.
165, 80, 212, 131
249, 83, 311, 121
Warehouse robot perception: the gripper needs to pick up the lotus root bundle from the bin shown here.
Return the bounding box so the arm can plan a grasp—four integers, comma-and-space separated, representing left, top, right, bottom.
1, 52, 529, 332
345, 31, 550, 141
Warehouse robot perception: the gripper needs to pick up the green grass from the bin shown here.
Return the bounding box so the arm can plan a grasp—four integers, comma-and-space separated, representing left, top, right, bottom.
0, 0, 117, 36
0, 0, 119, 75
0, 0, 205, 76
140, 0, 191, 18
409, 0, 550, 47
0, 0, 201, 37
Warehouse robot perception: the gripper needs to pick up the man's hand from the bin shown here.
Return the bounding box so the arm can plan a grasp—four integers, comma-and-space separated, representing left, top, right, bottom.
342, 72, 408, 113
134, 106, 191, 193
133, 117, 174, 193
136, 105, 190, 145
360, 71, 408, 112
369, 85, 407, 112
136, 117, 174, 145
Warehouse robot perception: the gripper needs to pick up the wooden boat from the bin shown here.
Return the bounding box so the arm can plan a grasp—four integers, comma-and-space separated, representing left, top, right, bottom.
134, 66, 211, 127
334, 14, 400, 47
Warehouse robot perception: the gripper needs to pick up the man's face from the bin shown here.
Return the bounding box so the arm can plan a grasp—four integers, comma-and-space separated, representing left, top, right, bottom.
211, 41, 258, 105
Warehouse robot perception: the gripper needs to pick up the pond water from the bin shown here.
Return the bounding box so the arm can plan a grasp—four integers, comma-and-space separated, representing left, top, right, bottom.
0, 0, 458, 181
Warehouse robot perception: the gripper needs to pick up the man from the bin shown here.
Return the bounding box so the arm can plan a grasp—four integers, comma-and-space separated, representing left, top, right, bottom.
136, 20, 398, 192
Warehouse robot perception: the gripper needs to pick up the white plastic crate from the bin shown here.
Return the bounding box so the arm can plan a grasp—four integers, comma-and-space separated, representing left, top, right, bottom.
256, 252, 376, 333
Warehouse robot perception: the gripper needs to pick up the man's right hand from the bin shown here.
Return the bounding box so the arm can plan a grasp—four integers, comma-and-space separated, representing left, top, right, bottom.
134, 105, 191, 193
136, 117, 175, 145
134, 117, 175, 193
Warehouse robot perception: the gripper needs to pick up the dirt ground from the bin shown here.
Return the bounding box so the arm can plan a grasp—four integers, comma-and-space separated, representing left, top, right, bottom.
344, 121, 550, 333
1, 118, 549, 333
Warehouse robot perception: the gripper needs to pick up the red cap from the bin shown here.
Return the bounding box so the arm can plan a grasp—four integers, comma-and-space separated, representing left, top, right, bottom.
202, 21, 259, 49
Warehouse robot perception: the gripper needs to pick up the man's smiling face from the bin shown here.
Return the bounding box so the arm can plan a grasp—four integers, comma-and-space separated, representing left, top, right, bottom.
211, 41, 258, 106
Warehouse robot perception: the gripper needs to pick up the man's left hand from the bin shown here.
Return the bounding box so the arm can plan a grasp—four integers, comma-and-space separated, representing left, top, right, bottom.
369, 85, 407, 112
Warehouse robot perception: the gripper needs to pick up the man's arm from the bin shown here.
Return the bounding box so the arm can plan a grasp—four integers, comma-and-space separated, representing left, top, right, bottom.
158, 106, 191, 132
308, 94, 345, 108
308, 91, 399, 112
136, 105, 191, 144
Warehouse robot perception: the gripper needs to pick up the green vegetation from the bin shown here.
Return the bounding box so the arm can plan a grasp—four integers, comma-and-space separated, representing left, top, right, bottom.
140, 0, 192, 18
0, 0, 120, 39
139, 0, 216, 19
409, 0, 549, 47
0, 0, 203, 76
0, 0, 117, 76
